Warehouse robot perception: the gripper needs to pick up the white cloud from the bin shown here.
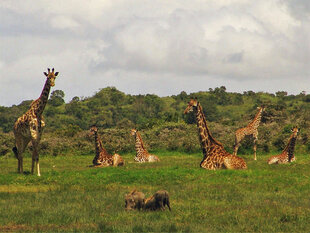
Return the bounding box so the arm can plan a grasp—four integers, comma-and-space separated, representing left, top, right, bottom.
50, 16, 80, 31
0, 0, 309, 106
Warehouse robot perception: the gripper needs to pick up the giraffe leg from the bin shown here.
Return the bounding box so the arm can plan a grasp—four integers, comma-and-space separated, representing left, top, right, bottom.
12, 146, 22, 173
30, 122, 41, 176
253, 138, 257, 161
18, 156, 23, 173
233, 143, 240, 156
14, 139, 29, 174
31, 141, 36, 175
31, 140, 41, 176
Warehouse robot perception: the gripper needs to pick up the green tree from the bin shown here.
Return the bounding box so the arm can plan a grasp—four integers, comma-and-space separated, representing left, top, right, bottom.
233, 93, 244, 105
211, 86, 232, 105
276, 91, 288, 98
49, 90, 65, 106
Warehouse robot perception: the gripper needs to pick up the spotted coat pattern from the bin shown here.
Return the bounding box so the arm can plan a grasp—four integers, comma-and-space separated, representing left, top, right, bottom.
90, 126, 124, 167
12, 68, 59, 176
131, 129, 159, 163
268, 127, 298, 164
233, 106, 265, 160
184, 99, 247, 170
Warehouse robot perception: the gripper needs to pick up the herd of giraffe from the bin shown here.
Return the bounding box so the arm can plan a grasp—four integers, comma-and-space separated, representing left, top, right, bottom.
11, 68, 299, 176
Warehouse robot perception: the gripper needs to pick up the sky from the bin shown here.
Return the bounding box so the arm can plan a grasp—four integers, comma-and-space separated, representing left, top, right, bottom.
0, 0, 309, 106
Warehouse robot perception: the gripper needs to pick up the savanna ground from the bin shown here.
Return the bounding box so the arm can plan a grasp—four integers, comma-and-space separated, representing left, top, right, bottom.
0, 151, 309, 232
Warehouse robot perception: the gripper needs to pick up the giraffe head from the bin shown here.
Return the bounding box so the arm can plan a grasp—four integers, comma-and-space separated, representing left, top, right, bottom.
184, 98, 198, 114
257, 105, 266, 112
291, 127, 299, 137
131, 129, 137, 136
89, 125, 98, 136
43, 68, 59, 87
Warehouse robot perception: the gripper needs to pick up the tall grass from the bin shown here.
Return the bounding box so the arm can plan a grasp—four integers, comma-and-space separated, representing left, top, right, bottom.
0, 151, 309, 232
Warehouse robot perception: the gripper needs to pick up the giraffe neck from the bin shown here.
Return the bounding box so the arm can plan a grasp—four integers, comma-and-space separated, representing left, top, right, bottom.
32, 78, 52, 116
195, 103, 222, 156
282, 133, 297, 161
93, 131, 109, 157
135, 132, 148, 155
248, 108, 263, 129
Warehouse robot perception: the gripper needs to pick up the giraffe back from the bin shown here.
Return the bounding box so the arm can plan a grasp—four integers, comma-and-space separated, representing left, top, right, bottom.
235, 126, 257, 140
200, 145, 247, 170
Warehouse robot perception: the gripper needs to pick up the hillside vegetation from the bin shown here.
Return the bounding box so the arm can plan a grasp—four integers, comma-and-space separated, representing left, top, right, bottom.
1, 86, 310, 158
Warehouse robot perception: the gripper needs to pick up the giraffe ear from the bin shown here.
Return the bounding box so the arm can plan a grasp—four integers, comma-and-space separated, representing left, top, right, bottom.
55, 72, 59, 76
44, 72, 48, 76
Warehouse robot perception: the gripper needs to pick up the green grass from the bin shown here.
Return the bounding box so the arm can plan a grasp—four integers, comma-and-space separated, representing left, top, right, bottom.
0, 151, 309, 232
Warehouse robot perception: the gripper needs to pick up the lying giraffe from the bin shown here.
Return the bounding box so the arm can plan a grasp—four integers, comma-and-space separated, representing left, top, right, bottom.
184, 99, 247, 170
131, 129, 159, 162
233, 106, 265, 160
268, 127, 298, 164
90, 125, 124, 167
12, 68, 59, 176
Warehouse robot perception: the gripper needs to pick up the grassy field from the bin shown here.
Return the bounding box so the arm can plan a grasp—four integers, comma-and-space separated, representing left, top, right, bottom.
0, 151, 309, 232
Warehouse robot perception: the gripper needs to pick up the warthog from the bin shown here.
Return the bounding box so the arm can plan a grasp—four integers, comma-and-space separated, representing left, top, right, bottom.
125, 190, 145, 210
144, 190, 171, 211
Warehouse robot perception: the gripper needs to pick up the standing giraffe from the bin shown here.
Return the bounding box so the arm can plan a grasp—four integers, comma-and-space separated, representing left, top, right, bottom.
12, 68, 59, 176
268, 127, 298, 164
89, 125, 124, 167
233, 106, 265, 160
130, 129, 159, 163
184, 99, 247, 170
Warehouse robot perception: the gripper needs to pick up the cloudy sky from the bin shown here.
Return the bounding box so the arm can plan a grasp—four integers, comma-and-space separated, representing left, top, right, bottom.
0, 0, 309, 106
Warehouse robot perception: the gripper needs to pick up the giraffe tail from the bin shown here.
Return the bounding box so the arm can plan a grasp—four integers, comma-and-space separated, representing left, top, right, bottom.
12, 146, 18, 159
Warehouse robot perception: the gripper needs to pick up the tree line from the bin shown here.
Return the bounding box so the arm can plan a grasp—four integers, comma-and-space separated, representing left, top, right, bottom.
1, 86, 310, 157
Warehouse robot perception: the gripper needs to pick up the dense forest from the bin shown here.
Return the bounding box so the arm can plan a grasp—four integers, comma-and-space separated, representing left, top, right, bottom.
1, 86, 310, 158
